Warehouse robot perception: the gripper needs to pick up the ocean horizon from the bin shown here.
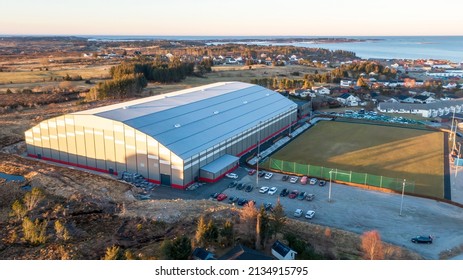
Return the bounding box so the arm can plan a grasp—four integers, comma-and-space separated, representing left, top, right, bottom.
2, 35, 462, 63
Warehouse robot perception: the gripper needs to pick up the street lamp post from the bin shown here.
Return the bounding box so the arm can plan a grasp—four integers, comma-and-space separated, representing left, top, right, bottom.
328, 169, 333, 202
256, 121, 261, 189
399, 179, 406, 216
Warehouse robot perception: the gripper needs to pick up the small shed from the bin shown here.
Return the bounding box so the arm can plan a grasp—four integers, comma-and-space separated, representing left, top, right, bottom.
271, 240, 297, 260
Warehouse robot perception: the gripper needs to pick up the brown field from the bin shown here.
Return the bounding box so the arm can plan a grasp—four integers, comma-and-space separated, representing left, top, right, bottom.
270, 121, 445, 198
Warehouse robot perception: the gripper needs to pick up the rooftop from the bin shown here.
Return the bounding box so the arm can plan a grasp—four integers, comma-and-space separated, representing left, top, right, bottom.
74, 82, 297, 159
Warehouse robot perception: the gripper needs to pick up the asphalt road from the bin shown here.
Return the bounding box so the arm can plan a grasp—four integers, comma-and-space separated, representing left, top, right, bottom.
149, 166, 463, 260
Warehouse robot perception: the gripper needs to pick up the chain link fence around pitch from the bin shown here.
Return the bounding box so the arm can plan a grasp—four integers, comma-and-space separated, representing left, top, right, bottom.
269, 158, 415, 193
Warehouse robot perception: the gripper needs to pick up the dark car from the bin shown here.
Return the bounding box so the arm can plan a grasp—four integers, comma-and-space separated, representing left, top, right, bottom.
236, 183, 245, 190
245, 184, 254, 192
288, 190, 299, 199
228, 181, 238, 188
263, 202, 273, 211
282, 175, 289, 181
228, 196, 238, 204
237, 198, 248, 206
210, 192, 219, 199
411, 235, 433, 244
279, 188, 289, 197
297, 191, 306, 200
258, 171, 266, 177
319, 180, 326, 187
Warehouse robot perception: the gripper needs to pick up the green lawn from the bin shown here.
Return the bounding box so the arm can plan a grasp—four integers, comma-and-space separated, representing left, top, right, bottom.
270, 121, 445, 198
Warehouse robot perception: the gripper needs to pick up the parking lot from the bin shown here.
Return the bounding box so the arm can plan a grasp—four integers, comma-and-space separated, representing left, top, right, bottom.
205, 167, 463, 260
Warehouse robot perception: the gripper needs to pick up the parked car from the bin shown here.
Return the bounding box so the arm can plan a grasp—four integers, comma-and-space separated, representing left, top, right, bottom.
309, 178, 318, 185
300, 176, 308, 185
290, 176, 299, 184
282, 175, 289, 181
228, 196, 238, 204
237, 198, 248, 206
297, 191, 306, 200
279, 188, 289, 197
225, 173, 238, 179
294, 209, 303, 217
228, 181, 238, 188
258, 171, 266, 177
248, 169, 256, 175
259, 186, 269, 194
263, 202, 273, 211
216, 193, 228, 201
236, 183, 245, 190
268, 187, 278, 195
264, 172, 273, 180
245, 184, 254, 192
305, 210, 315, 219
288, 190, 299, 199
411, 235, 433, 244
319, 180, 326, 187
305, 193, 315, 201
210, 192, 219, 199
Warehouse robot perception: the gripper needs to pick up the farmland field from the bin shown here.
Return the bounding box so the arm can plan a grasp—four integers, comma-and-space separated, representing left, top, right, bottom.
269, 121, 445, 198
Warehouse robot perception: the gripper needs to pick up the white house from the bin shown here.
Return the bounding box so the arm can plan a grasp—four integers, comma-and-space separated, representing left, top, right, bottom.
337, 93, 360, 106
443, 82, 458, 89
272, 240, 297, 260
414, 95, 436, 104
397, 95, 415, 103
312, 86, 330, 95
340, 80, 354, 87
378, 99, 463, 117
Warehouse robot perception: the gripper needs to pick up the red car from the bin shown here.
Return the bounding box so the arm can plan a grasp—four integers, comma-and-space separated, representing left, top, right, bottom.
288, 190, 299, 199
216, 193, 228, 201
248, 169, 256, 175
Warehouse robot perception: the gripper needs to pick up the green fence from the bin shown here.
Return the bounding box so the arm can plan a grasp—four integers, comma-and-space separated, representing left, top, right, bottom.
269, 158, 415, 193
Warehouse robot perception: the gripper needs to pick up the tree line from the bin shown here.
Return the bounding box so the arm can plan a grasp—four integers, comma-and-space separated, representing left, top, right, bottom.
251, 61, 398, 90
87, 57, 195, 101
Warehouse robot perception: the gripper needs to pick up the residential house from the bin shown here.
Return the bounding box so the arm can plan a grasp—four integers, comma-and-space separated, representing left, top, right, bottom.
340, 79, 354, 87
414, 95, 436, 104
271, 240, 297, 260
397, 95, 415, 103
337, 93, 360, 106
420, 91, 436, 97
192, 248, 216, 260
443, 82, 458, 89
312, 86, 330, 95
218, 244, 274, 260
378, 98, 463, 117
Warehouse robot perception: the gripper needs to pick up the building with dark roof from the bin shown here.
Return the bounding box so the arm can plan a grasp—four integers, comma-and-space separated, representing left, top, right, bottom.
271, 240, 297, 260
218, 244, 274, 260
25, 82, 297, 189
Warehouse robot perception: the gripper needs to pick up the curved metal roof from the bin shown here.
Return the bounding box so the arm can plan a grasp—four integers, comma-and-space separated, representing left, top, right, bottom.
73, 82, 297, 159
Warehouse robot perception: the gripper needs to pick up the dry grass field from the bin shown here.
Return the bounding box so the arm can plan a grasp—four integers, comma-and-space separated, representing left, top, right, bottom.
271, 121, 445, 198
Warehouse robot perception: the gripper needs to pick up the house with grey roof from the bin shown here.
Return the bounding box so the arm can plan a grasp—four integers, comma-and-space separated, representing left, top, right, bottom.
378, 98, 463, 117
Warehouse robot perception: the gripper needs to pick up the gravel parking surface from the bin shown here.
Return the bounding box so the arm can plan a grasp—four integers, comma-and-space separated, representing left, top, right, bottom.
211, 167, 463, 260
146, 165, 463, 260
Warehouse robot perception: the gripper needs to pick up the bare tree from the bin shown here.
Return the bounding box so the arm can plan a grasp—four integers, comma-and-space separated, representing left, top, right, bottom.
240, 201, 258, 236
361, 230, 384, 260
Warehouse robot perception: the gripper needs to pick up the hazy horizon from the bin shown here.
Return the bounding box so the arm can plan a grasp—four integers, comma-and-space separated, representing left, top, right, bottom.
2, 0, 463, 37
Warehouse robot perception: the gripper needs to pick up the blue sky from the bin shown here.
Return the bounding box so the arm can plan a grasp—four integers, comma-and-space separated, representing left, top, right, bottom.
2, 0, 463, 36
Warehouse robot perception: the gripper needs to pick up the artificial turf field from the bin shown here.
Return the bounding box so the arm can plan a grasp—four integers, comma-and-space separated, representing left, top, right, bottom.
270, 121, 445, 198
